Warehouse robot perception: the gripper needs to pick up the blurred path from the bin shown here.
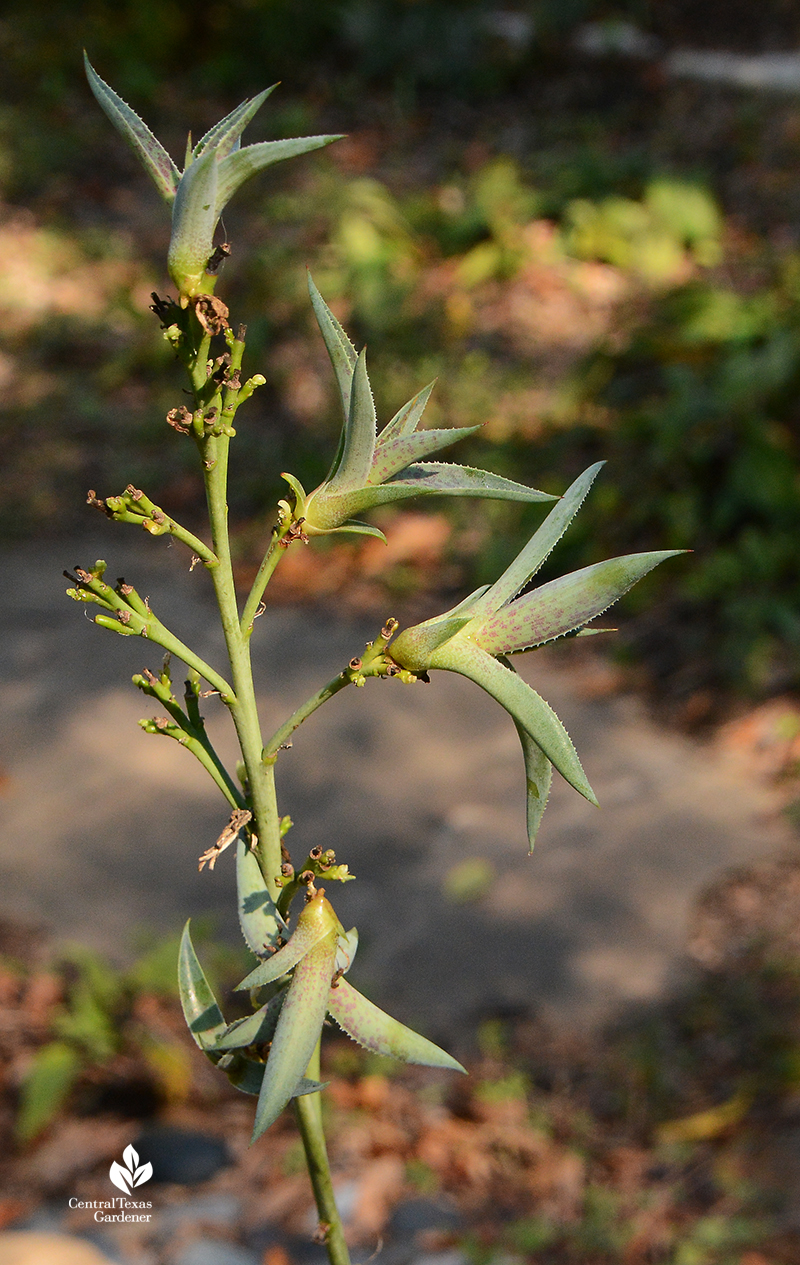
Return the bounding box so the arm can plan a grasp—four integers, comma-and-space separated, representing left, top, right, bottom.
1, 536, 793, 1037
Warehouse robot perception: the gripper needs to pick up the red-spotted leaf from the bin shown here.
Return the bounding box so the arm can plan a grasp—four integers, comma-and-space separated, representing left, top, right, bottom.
477, 550, 683, 654
252, 928, 338, 1141
368, 426, 481, 485
327, 979, 465, 1072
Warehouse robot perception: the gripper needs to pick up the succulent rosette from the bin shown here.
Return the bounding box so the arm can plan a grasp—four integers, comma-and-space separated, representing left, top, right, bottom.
84, 56, 341, 301
179, 842, 464, 1143
281, 276, 558, 539
390, 463, 683, 848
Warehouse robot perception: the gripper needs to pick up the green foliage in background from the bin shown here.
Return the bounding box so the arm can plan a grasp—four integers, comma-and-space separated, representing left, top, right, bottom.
15, 928, 245, 1142
569, 262, 800, 696
7, 9, 800, 699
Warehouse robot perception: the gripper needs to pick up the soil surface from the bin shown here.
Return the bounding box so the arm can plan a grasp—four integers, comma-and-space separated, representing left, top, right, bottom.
1, 533, 795, 1038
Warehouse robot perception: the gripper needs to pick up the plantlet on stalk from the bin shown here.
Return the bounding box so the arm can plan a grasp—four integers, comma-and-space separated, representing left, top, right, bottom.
73, 61, 682, 1265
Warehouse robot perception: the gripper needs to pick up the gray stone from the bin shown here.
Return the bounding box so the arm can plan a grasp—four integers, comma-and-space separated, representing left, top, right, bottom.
409, 1252, 468, 1265
132, 1128, 230, 1185
158, 1195, 240, 1231
389, 1199, 463, 1238
173, 1243, 259, 1265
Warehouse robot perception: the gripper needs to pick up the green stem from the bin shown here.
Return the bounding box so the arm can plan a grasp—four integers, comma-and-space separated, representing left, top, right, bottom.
184, 735, 245, 808
263, 673, 351, 764
294, 1041, 351, 1265
147, 618, 235, 700
202, 429, 282, 897
241, 534, 285, 636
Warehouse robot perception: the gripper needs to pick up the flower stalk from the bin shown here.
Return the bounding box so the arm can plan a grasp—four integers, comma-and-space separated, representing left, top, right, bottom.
75, 60, 684, 1265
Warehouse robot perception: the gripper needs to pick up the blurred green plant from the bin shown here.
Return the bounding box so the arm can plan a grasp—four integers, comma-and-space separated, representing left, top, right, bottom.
567, 260, 800, 696
15, 930, 240, 1142
563, 178, 722, 282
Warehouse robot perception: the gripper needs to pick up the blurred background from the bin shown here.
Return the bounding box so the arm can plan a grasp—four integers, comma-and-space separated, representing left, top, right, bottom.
7, 2, 800, 1261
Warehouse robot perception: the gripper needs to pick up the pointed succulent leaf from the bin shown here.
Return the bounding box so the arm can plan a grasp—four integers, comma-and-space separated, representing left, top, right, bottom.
325, 520, 387, 541
252, 925, 338, 1141
237, 888, 343, 991
308, 273, 358, 425
381, 462, 556, 504
178, 921, 227, 1049
368, 425, 481, 485
211, 990, 286, 1050
497, 656, 553, 852
477, 550, 683, 655
325, 349, 377, 494
84, 55, 180, 202
167, 147, 219, 294
519, 725, 553, 852
376, 382, 436, 445
215, 135, 343, 219
193, 87, 277, 160
431, 640, 598, 805
470, 463, 604, 621
335, 928, 359, 975
235, 918, 329, 991
236, 840, 286, 958
327, 979, 465, 1072
310, 462, 556, 530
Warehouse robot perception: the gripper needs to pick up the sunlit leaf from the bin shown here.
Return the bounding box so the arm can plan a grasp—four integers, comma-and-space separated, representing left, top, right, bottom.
470, 463, 604, 620
193, 87, 277, 161
477, 550, 682, 654
215, 136, 343, 219
432, 640, 597, 805
252, 930, 338, 1141
83, 55, 180, 202
328, 979, 465, 1072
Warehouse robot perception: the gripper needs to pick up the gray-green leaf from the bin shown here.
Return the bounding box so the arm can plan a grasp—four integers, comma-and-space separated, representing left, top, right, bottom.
193, 87, 277, 161
470, 462, 604, 621
215, 135, 343, 219
432, 640, 597, 805
84, 55, 179, 202
178, 921, 227, 1049
327, 979, 465, 1072
478, 550, 682, 654
236, 840, 286, 958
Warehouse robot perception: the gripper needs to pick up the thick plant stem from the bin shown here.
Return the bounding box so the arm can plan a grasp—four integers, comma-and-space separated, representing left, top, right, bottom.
294, 1041, 351, 1265
202, 428, 282, 898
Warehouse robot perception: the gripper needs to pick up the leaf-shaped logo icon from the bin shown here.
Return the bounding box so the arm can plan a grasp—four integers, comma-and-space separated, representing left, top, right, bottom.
109, 1144, 153, 1193
109, 1160, 133, 1195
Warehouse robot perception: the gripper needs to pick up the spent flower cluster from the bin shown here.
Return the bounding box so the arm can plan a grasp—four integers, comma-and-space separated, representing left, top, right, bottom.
74, 62, 681, 1265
